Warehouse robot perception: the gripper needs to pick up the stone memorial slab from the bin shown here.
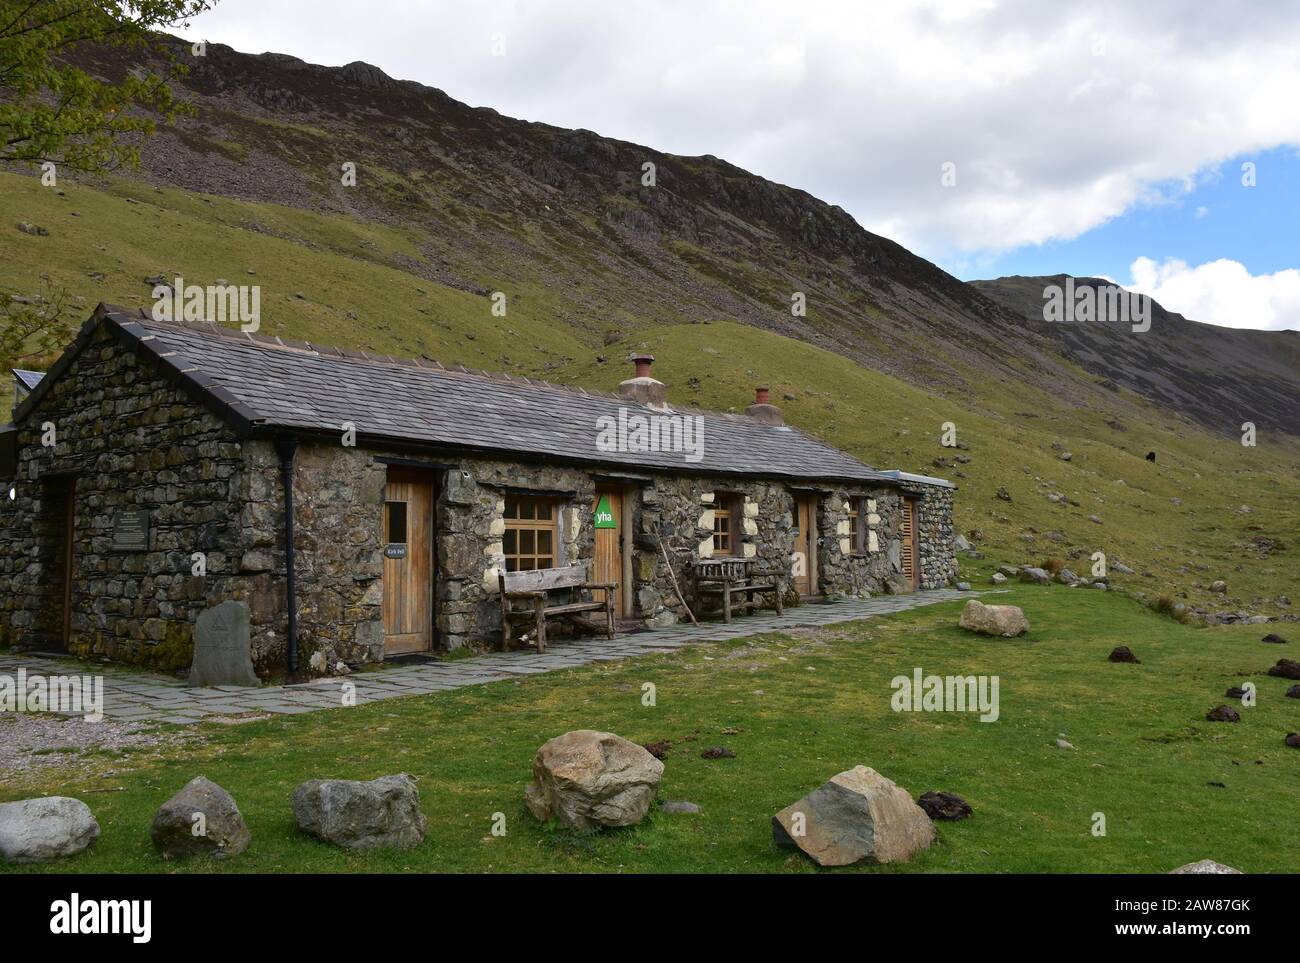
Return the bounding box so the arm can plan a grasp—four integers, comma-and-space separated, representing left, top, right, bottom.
189, 600, 259, 688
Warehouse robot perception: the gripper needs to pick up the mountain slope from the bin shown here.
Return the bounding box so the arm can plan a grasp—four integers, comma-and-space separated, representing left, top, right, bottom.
2, 37, 1298, 619
974, 275, 1300, 436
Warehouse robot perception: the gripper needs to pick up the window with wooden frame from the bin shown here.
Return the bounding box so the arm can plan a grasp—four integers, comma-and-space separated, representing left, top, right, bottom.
712, 493, 738, 556
503, 496, 558, 571
846, 499, 861, 552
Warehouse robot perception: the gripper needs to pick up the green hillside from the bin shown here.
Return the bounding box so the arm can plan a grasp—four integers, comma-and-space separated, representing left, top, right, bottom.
5, 171, 1297, 619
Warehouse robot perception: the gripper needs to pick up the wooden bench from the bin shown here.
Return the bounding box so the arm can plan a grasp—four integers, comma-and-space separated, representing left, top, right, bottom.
693, 558, 785, 623
498, 563, 616, 652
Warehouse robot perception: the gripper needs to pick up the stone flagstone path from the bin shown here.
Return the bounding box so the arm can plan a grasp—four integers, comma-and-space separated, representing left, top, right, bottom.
0, 589, 975, 725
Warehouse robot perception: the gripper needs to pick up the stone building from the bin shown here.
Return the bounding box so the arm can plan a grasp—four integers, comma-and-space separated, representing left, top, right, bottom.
0, 305, 956, 677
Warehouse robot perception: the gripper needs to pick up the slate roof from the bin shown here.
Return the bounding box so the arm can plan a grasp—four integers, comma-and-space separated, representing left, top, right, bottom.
13, 305, 953, 488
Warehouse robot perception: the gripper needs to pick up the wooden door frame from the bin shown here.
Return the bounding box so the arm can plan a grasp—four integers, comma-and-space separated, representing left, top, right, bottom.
381, 467, 437, 656
594, 485, 634, 619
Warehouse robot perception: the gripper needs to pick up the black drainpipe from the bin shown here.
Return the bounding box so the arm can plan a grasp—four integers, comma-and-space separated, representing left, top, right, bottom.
275, 436, 299, 675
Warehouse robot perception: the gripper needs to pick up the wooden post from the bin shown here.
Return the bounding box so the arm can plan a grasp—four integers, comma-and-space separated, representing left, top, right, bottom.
533, 594, 547, 653
498, 572, 510, 650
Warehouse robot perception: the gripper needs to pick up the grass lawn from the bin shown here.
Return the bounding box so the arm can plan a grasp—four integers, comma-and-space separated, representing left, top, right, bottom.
2, 585, 1296, 874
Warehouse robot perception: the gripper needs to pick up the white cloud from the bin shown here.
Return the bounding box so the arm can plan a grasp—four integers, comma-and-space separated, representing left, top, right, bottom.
1128, 257, 1300, 331
174, 1, 1300, 286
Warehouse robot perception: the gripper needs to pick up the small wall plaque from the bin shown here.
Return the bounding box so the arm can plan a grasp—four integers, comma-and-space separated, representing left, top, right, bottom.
385, 543, 407, 559
111, 508, 150, 552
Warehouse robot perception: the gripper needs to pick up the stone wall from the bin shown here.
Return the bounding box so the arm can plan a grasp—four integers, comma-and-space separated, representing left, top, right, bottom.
0, 326, 957, 672
0, 326, 245, 670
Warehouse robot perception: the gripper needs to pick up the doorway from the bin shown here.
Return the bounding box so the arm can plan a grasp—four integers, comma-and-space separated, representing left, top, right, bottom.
794, 494, 818, 597
381, 468, 435, 655
592, 486, 630, 618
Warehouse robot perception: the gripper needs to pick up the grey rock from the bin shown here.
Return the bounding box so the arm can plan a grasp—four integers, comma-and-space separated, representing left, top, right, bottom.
1019, 567, 1052, 585
1210, 580, 1228, 594
0, 797, 99, 863
292, 774, 426, 849
955, 581, 972, 591
190, 600, 258, 687
524, 730, 663, 830
991, 572, 1008, 585
1112, 561, 1134, 574
1170, 859, 1242, 874
959, 599, 1029, 637
151, 776, 250, 860
772, 766, 934, 866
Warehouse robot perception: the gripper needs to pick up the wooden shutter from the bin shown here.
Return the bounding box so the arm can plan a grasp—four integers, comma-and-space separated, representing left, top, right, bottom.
900, 498, 916, 587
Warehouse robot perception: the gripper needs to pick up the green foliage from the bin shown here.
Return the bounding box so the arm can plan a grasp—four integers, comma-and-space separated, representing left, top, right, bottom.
0, 275, 73, 370
0, 0, 215, 172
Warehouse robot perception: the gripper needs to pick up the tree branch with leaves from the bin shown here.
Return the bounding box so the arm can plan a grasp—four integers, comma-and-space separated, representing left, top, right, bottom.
0, 0, 216, 173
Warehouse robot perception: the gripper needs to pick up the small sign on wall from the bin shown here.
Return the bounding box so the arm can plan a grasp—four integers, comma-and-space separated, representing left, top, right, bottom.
594, 494, 617, 529
111, 509, 150, 552
385, 544, 408, 559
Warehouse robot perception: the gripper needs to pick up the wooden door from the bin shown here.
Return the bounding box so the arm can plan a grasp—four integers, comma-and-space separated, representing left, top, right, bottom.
900, 496, 918, 591
592, 487, 625, 617
382, 469, 435, 655
794, 495, 817, 596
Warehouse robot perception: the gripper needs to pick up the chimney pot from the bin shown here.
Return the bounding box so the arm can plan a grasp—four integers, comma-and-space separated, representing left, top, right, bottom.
618, 353, 667, 409
630, 353, 655, 379
754, 386, 770, 405
745, 385, 783, 426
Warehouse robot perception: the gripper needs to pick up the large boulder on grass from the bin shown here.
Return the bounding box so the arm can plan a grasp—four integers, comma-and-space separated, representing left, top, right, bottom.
150, 776, 250, 860
0, 797, 99, 863
772, 766, 934, 866
292, 774, 426, 850
959, 598, 1029, 637
524, 730, 663, 830
1019, 567, 1053, 585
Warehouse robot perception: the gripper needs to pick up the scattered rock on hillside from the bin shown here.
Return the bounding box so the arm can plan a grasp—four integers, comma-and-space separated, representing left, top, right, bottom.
524, 730, 662, 830
994, 487, 1011, 501
1059, 451, 1072, 461
701, 746, 736, 759
151, 776, 250, 860
1170, 859, 1242, 874
0, 797, 99, 863
1112, 561, 1134, 574
1225, 686, 1249, 699
917, 790, 972, 821
1019, 567, 1052, 586
1108, 645, 1140, 664
1088, 514, 1103, 525
16, 221, 49, 236
1267, 660, 1300, 680
772, 766, 934, 866
991, 572, 1007, 585
1210, 580, 1228, 594
292, 774, 426, 849
959, 599, 1029, 637
955, 581, 972, 591
1055, 738, 1077, 750
1206, 705, 1240, 722
1262, 633, 1288, 644
1286, 733, 1300, 749
1286, 685, 1300, 699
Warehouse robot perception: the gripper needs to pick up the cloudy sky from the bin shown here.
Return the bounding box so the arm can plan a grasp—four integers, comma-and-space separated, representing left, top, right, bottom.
177, 0, 1300, 330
